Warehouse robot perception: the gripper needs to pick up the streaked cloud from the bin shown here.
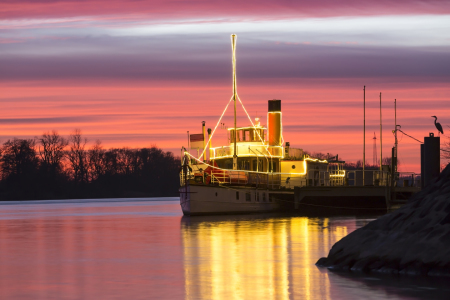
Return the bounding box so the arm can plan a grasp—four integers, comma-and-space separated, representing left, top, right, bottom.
2, 0, 449, 20
1, 1, 450, 172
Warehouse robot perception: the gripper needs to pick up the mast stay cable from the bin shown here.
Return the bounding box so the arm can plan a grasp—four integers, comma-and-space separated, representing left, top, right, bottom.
198, 96, 234, 160
396, 129, 450, 153
237, 95, 273, 157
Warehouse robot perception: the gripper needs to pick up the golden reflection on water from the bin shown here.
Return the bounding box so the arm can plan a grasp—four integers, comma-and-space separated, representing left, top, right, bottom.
181, 216, 351, 300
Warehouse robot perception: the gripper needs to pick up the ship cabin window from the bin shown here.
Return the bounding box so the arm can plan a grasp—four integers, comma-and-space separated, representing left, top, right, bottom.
252, 160, 263, 171
257, 129, 265, 142
263, 193, 266, 202
239, 159, 251, 170
215, 159, 233, 170
243, 130, 249, 141
246, 193, 251, 202
250, 130, 255, 141
251, 129, 264, 142
230, 128, 265, 143
236, 192, 239, 200
269, 161, 278, 173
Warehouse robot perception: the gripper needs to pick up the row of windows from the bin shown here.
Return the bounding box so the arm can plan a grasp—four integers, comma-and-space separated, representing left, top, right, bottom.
215, 158, 277, 172
230, 129, 265, 143
236, 191, 272, 202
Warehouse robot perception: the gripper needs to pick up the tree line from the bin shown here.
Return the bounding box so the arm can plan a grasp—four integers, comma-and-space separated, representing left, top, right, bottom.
0, 130, 180, 200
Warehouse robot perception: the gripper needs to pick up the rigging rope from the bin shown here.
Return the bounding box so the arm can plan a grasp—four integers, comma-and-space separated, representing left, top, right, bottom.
198, 96, 234, 160
397, 129, 423, 144
396, 129, 450, 153
237, 95, 273, 157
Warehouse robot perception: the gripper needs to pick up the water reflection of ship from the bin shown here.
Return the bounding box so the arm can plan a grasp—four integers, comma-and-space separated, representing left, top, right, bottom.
180, 215, 364, 300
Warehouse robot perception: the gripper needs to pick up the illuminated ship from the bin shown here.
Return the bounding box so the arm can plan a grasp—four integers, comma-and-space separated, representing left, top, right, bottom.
179, 34, 348, 215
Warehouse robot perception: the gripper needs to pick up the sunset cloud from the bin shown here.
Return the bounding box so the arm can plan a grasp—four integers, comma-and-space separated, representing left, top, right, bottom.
1, 1, 449, 172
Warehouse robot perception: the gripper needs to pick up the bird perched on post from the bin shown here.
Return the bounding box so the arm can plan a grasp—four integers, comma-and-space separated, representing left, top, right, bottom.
432, 116, 444, 135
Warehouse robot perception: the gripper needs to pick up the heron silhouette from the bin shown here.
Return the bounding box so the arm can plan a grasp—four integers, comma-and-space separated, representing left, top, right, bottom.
432, 116, 444, 135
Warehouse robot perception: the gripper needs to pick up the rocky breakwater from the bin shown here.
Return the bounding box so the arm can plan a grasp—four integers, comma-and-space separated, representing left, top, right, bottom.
317, 164, 450, 277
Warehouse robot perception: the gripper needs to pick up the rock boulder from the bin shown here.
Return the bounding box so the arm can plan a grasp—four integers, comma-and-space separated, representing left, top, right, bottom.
316, 164, 450, 277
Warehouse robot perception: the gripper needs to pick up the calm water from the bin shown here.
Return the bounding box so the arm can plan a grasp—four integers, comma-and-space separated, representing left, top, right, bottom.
0, 198, 448, 300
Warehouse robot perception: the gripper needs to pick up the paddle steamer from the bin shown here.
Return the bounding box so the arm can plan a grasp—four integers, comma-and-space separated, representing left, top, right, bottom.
178, 34, 351, 215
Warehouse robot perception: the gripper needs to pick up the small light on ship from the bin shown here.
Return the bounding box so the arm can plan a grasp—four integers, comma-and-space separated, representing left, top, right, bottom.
255, 117, 260, 126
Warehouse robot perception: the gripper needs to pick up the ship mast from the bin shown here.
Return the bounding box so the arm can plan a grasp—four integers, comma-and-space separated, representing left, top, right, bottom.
231, 34, 238, 170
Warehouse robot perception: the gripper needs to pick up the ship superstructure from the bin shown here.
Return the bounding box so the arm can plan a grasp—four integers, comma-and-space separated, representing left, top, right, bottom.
178, 34, 399, 215
178, 34, 345, 215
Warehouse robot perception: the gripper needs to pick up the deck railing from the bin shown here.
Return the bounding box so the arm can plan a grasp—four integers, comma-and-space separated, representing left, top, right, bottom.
397, 172, 421, 187
346, 170, 391, 186
180, 168, 419, 189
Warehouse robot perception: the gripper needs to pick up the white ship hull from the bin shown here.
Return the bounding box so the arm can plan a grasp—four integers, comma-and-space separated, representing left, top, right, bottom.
179, 184, 282, 215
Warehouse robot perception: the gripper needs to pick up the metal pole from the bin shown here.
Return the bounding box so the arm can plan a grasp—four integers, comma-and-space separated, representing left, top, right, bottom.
208, 128, 212, 161
231, 34, 238, 170
363, 86, 365, 185
395, 98, 398, 174
202, 121, 206, 162
380, 92, 382, 171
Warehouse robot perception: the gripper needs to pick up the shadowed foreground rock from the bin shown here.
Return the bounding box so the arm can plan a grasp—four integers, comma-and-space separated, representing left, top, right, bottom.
316, 164, 450, 277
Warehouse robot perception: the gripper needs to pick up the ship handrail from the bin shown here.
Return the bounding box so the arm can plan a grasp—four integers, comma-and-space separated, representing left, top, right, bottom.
180, 160, 418, 188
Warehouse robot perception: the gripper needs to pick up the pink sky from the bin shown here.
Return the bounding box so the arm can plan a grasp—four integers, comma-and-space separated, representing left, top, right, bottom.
1, 0, 450, 172
2, 0, 450, 19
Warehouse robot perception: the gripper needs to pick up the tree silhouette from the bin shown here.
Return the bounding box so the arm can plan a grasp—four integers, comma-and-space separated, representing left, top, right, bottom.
88, 140, 106, 181
0, 139, 39, 199
1, 138, 38, 179
38, 131, 67, 173
67, 129, 88, 183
